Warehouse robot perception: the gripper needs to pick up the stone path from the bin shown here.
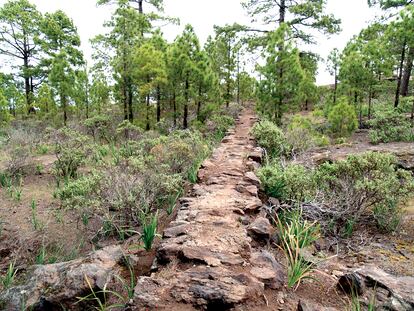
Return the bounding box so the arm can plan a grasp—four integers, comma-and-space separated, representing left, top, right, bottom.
133, 108, 283, 310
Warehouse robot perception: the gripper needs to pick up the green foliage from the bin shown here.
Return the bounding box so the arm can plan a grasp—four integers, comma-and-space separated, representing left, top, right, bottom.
316, 152, 414, 233
274, 211, 319, 290
242, 0, 340, 44
208, 114, 234, 141
373, 200, 403, 233
285, 114, 329, 154
251, 120, 287, 157
368, 108, 414, 144
84, 115, 112, 142
256, 24, 304, 123
76, 275, 127, 310
327, 99, 358, 137
55, 173, 100, 204
39, 10, 84, 125
1, 262, 17, 289
141, 212, 158, 251
116, 120, 143, 141
258, 163, 315, 202
31, 199, 43, 231
51, 127, 90, 179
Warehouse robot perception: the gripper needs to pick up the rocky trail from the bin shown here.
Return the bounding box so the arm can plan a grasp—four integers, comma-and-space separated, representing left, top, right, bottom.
2, 108, 414, 311
133, 108, 281, 310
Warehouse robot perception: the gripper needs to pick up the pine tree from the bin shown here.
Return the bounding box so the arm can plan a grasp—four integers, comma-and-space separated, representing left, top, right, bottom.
0, 0, 42, 112
257, 24, 304, 123
39, 10, 84, 126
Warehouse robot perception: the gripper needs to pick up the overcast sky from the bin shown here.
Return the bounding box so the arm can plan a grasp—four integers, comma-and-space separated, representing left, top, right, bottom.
0, 0, 380, 85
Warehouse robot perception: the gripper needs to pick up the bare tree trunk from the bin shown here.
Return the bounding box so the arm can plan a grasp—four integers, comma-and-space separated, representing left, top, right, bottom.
183, 74, 189, 129
146, 93, 150, 130
395, 39, 407, 108
197, 84, 202, 120
61, 92, 67, 126
24, 54, 32, 114
401, 46, 414, 97
156, 86, 161, 123
368, 83, 373, 120
333, 69, 337, 104
173, 91, 177, 127
236, 50, 240, 105
128, 85, 133, 122
279, 0, 286, 23
411, 95, 414, 126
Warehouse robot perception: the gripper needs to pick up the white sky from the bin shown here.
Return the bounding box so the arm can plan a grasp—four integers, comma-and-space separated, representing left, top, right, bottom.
0, 0, 380, 85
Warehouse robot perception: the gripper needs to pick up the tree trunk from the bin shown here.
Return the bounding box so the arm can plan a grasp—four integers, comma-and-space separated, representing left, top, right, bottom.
395, 39, 407, 108
24, 54, 32, 114
61, 92, 67, 126
123, 84, 128, 120
197, 84, 202, 120
368, 83, 373, 120
128, 84, 133, 122
156, 86, 161, 123
226, 39, 231, 108
237, 51, 240, 105
279, 0, 286, 24
401, 46, 414, 97
411, 94, 414, 126
333, 69, 337, 104
146, 93, 150, 130
138, 0, 143, 13
173, 91, 177, 127
183, 74, 189, 129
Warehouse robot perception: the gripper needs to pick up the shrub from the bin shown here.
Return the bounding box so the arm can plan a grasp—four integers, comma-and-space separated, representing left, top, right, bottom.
327, 99, 358, 137
150, 130, 209, 177
285, 114, 330, 154
314, 152, 414, 233
258, 163, 315, 202
116, 120, 143, 141
55, 174, 101, 202
368, 108, 414, 144
6, 146, 30, 176
50, 127, 90, 179
251, 120, 288, 157
99, 164, 182, 224
207, 114, 234, 141
83, 115, 112, 142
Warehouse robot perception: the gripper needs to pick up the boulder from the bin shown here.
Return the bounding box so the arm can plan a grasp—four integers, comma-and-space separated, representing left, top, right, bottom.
244, 171, 261, 187
250, 250, 284, 289
337, 266, 414, 311
0, 246, 124, 310
134, 266, 264, 309
247, 148, 263, 164
243, 197, 263, 212
247, 217, 273, 240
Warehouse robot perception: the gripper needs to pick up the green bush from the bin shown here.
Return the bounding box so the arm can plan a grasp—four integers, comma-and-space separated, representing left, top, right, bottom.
285, 114, 330, 154
258, 163, 315, 202
327, 99, 358, 137
83, 115, 112, 142
55, 174, 101, 202
116, 120, 143, 141
208, 114, 234, 141
51, 128, 90, 179
368, 108, 414, 144
251, 120, 288, 157
315, 152, 414, 232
